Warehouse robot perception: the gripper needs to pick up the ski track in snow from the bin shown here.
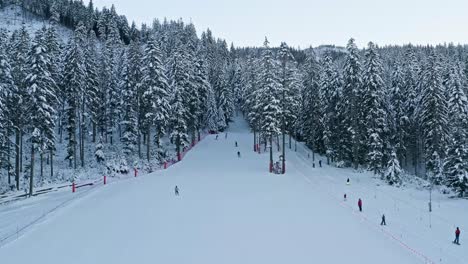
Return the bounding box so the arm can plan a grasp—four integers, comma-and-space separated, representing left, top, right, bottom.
0, 115, 466, 264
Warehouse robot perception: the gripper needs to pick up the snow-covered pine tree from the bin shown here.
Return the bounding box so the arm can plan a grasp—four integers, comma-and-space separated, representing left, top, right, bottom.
95, 137, 105, 163
278, 42, 294, 173
320, 55, 342, 164
443, 63, 468, 196
402, 47, 420, 174
25, 29, 57, 195
103, 17, 122, 145
217, 104, 227, 130
384, 151, 402, 185
285, 64, 303, 150
205, 86, 219, 132
420, 50, 449, 185
62, 28, 86, 169
390, 62, 407, 166
141, 38, 171, 161
193, 55, 212, 139
185, 54, 202, 145
341, 38, 364, 169
120, 56, 138, 157
10, 26, 31, 190
0, 42, 14, 183
243, 56, 263, 151
168, 43, 192, 161
84, 31, 101, 143
362, 42, 387, 175
259, 38, 281, 172
123, 40, 144, 158
217, 69, 233, 129
301, 50, 324, 156
169, 79, 189, 161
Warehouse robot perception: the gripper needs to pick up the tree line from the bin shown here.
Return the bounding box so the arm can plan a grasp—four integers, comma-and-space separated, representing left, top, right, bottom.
239, 38, 468, 197
0, 0, 235, 194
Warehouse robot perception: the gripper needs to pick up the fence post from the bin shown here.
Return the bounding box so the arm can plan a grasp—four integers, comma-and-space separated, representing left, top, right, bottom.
134, 168, 138, 177
164, 162, 167, 169
72, 182, 76, 193
103, 175, 107, 185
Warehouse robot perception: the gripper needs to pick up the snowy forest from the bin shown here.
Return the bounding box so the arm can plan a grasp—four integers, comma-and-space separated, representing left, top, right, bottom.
0, 0, 467, 198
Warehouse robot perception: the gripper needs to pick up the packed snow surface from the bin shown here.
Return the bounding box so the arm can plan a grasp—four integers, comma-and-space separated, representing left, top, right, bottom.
0, 116, 466, 264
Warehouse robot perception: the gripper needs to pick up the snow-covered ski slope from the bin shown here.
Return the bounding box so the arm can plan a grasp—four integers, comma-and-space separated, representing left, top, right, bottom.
0, 116, 466, 264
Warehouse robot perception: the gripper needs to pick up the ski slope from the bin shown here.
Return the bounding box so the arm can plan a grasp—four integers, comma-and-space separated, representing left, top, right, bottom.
0, 116, 465, 263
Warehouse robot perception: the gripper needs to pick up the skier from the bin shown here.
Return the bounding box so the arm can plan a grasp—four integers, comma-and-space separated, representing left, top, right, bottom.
381, 214, 386, 225
225, 132, 228, 139
215, 135, 218, 140
358, 198, 362, 212
319, 160, 322, 167
344, 193, 347, 201
174, 185, 179, 196
346, 178, 350, 185
237, 151, 241, 158
454, 227, 461, 245
235, 141, 238, 147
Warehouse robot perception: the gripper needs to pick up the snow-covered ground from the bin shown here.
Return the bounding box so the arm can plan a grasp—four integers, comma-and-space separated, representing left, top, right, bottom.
0, 5, 71, 39
0, 116, 466, 263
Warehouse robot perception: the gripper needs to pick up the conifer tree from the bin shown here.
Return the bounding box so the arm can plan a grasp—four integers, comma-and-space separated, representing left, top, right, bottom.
25, 30, 57, 195
384, 151, 402, 185
259, 38, 281, 172
62, 29, 85, 169
362, 42, 387, 175
341, 38, 364, 168
420, 51, 449, 184
141, 38, 171, 161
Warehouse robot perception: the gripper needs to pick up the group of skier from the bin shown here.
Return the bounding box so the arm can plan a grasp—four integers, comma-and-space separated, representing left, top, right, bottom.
178, 133, 463, 246
345, 178, 461, 245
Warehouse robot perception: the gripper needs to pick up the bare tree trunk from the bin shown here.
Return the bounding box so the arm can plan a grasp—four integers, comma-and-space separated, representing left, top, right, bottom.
73, 131, 77, 170
92, 122, 96, 143
20, 132, 23, 173
40, 152, 43, 180
269, 136, 273, 173
138, 132, 141, 159
253, 130, 257, 151
282, 131, 285, 174
29, 144, 35, 197
146, 128, 151, 162
50, 150, 54, 178
192, 129, 196, 146
7, 130, 11, 185
15, 130, 20, 190
79, 105, 84, 167
176, 135, 181, 161
276, 134, 280, 151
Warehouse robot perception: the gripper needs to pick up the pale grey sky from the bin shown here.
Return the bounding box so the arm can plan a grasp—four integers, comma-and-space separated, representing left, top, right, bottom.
93, 0, 468, 48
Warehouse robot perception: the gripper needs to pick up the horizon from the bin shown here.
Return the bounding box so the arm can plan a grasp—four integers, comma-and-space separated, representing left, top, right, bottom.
93, 0, 468, 49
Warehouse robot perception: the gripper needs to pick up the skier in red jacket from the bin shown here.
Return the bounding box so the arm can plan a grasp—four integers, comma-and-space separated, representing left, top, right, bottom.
358, 198, 362, 212
454, 227, 461, 245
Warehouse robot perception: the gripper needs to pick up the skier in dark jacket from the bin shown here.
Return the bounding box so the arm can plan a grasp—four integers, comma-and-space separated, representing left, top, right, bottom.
175, 186, 179, 196
381, 214, 386, 225
358, 198, 362, 212
235, 141, 238, 147
237, 151, 241, 158
454, 227, 461, 245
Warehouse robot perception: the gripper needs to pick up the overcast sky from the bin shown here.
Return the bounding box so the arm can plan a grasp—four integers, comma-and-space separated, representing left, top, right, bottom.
93, 0, 468, 48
